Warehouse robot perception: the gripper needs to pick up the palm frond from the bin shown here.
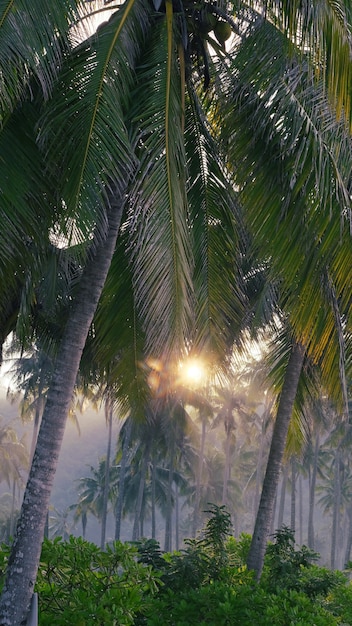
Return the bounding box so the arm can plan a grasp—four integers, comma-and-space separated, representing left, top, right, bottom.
259, 0, 352, 126
0, 0, 79, 111
185, 78, 245, 367
126, 13, 193, 358
37, 0, 147, 246
217, 19, 352, 401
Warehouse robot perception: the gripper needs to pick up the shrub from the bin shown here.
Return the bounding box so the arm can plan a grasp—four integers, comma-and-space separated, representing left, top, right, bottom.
36, 536, 160, 625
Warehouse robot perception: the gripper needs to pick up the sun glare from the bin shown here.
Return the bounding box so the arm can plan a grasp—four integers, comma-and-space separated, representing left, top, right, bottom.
179, 359, 205, 387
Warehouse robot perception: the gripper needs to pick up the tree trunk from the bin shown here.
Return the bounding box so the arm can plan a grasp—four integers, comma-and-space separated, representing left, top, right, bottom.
307, 433, 320, 550
9, 480, 16, 539
164, 443, 175, 552
192, 414, 206, 537
298, 475, 303, 546
132, 442, 150, 541
222, 414, 232, 505
82, 512, 87, 540
331, 447, 341, 570
29, 381, 45, 465
151, 450, 157, 540
246, 341, 305, 580
290, 455, 296, 535
175, 482, 179, 551
115, 417, 132, 541
100, 398, 113, 550
277, 464, 288, 530
253, 399, 273, 523
270, 488, 278, 536
0, 197, 124, 626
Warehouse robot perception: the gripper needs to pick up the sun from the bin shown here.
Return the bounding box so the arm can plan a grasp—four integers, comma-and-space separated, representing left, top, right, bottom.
179, 358, 205, 387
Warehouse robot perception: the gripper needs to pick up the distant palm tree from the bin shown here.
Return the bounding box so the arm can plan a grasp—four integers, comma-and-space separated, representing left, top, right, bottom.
48, 507, 74, 541
75, 459, 119, 546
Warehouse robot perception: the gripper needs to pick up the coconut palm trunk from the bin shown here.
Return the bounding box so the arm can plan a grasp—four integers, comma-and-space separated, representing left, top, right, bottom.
246, 340, 305, 580
100, 397, 114, 550
290, 455, 297, 534
132, 440, 151, 541
115, 417, 132, 541
151, 449, 157, 540
307, 433, 320, 549
331, 446, 341, 569
298, 475, 303, 546
222, 411, 233, 505
277, 463, 289, 530
0, 196, 125, 626
164, 440, 175, 552
192, 414, 207, 537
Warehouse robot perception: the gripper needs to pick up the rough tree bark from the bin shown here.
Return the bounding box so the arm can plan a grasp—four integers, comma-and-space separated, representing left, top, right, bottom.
246, 340, 305, 580
0, 195, 125, 626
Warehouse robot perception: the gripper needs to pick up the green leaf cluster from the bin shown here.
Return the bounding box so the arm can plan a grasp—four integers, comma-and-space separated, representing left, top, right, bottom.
2, 510, 352, 624
36, 536, 160, 625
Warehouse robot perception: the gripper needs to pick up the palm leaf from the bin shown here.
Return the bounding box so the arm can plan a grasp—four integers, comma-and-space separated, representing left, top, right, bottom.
126, 11, 193, 358
217, 19, 352, 402
255, 0, 352, 126
37, 0, 147, 246
185, 79, 245, 367
0, 0, 79, 111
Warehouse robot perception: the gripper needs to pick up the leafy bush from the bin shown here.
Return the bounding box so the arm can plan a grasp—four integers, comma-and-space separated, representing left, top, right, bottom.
36, 536, 160, 625
142, 580, 340, 625
262, 526, 319, 591
2, 507, 352, 625
136, 504, 234, 593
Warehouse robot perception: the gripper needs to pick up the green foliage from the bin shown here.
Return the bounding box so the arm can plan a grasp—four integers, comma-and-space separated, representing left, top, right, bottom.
262, 526, 320, 592
143, 581, 340, 626
134, 538, 166, 570
36, 536, 160, 626
325, 579, 352, 624
2, 507, 352, 625
136, 504, 234, 593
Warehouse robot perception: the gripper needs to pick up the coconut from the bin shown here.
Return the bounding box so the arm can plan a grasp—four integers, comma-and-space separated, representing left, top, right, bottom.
214, 21, 232, 44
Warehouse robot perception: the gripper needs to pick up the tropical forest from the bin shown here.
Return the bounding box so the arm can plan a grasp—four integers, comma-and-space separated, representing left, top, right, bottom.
0, 0, 352, 624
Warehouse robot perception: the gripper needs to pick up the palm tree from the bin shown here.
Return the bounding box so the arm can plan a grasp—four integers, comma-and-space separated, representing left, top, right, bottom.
0, 421, 28, 539
48, 507, 74, 540
1, 1, 352, 622
219, 9, 352, 577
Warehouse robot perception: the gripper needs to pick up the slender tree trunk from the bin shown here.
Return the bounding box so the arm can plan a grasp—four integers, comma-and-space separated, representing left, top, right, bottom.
270, 489, 278, 537
82, 512, 87, 540
290, 456, 296, 534
9, 480, 16, 539
164, 443, 175, 552
29, 383, 45, 465
299, 475, 303, 546
308, 433, 320, 550
100, 398, 113, 550
253, 404, 272, 523
151, 450, 156, 540
277, 464, 288, 530
222, 417, 232, 505
192, 414, 206, 537
331, 447, 341, 569
132, 443, 150, 541
0, 198, 125, 626
246, 341, 305, 580
175, 482, 179, 551
115, 417, 132, 541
